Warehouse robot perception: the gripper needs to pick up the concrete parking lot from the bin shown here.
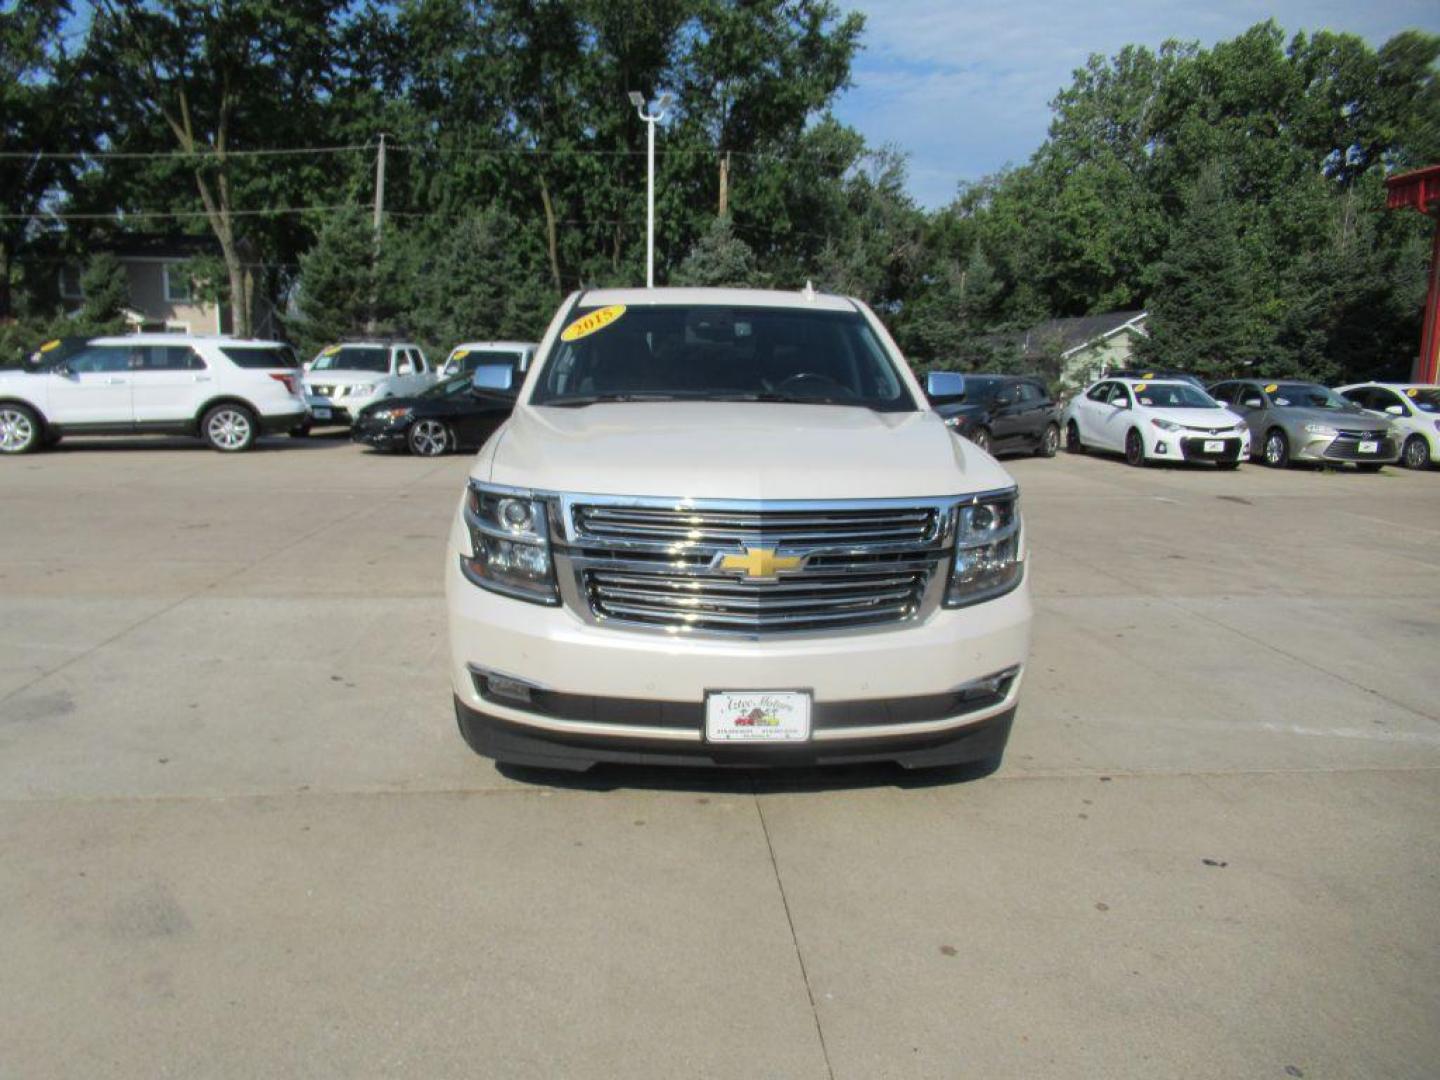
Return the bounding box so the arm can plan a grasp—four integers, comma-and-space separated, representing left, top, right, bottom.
2, 434, 1437, 1078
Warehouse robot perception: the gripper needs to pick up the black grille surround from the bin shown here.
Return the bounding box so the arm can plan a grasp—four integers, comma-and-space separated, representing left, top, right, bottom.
549, 493, 1002, 638
1179, 435, 1244, 461
1323, 433, 1397, 461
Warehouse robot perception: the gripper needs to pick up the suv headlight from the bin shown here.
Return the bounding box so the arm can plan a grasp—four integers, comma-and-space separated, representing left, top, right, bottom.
459, 482, 559, 605
1304, 423, 1337, 436
944, 493, 1023, 608
1150, 418, 1182, 433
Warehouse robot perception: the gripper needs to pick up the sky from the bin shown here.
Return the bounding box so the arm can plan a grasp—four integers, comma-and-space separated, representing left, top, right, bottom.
831, 1, 1440, 209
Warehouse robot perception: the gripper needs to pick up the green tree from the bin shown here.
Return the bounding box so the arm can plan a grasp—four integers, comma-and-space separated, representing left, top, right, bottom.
78, 252, 130, 327
672, 215, 764, 287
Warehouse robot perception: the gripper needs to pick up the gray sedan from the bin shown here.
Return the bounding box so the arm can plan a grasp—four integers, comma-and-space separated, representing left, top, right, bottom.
1209, 380, 1399, 470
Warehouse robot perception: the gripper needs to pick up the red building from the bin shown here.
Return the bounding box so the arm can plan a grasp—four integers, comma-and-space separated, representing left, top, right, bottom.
1385, 165, 1440, 384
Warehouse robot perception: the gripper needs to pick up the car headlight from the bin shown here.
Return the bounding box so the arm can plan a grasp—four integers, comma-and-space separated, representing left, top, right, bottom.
1232, 419, 1249, 432
372, 407, 412, 422
459, 483, 558, 605
1150, 418, 1182, 433
347, 383, 376, 397
1304, 423, 1337, 436
944, 493, 1023, 608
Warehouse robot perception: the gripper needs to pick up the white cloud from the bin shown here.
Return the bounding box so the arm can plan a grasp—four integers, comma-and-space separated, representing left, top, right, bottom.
832, 0, 1440, 207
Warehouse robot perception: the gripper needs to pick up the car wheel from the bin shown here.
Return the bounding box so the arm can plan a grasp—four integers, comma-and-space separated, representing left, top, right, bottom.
1066, 419, 1085, 453
408, 418, 451, 457
202, 404, 257, 453
1262, 429, 1290, 468
969, 427, 993, 454
1036, 423, 1060, 458
0, 403, 42, 455
1402, 435, 1431, 470
1124, 428, 1147, 467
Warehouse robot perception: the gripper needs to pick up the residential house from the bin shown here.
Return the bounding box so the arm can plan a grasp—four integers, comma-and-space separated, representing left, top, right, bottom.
1021, 310, 1149, 388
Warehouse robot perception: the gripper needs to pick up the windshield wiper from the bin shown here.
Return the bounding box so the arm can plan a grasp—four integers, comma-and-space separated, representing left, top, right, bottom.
541, 392, 690, 407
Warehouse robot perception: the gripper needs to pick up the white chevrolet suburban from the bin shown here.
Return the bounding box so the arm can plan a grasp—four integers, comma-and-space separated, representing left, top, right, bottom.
0, 335, 308, 453
302, 340, 435, 426
445, 288, 1032, 772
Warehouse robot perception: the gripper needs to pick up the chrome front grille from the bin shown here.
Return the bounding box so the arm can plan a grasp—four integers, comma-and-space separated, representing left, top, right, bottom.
554, 496, 958, 637
571, 505, 937, 547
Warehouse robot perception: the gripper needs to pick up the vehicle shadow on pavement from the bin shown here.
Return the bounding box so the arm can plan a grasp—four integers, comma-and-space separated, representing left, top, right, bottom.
45, 436, 343, 453
497, 757, 1002, 795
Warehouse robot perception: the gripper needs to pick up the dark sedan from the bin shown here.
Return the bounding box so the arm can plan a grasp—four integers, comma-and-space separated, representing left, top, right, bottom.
351, 374, 515, 456
928, 374, 1061, 457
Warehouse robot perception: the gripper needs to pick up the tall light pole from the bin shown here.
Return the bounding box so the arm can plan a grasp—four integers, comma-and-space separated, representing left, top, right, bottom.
629, 91, 672, 288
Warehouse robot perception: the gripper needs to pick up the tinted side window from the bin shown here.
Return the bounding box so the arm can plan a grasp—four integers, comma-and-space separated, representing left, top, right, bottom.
220, 345, 299, 369
1017, 382, 1043, 403
1368, 388, 1403, 412
1210, 382, 1235, 405
137, 345, 205, 371
1110, 384, 1132, 405
1238, 385, 1266, 408
1086, 382, 1112, 403
66, 346, 131, 374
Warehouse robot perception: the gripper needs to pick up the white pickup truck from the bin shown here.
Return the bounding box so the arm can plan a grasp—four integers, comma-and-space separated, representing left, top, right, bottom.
302, 340, 435, 427
445, 287, 1032, 773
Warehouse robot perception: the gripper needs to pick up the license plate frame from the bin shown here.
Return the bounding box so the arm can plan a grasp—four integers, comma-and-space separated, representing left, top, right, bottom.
1358, 440, 1378, 454
312, 407, 332, 420
704, 690, 812, 744
1203, 439, 1225, 454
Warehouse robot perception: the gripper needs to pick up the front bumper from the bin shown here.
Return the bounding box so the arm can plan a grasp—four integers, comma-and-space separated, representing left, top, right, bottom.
303, 395, 357, 426
1147, 429, 1248, 463
1301, 433, 1399, 464
351, 412, 409, 449
445, 547, 1031, 769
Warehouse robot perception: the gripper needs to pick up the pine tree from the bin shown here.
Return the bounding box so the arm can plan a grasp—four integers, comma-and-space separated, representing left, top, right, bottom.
672, 216, 765, 288
1140, 168, 1268, 378
78, 253, 131, 328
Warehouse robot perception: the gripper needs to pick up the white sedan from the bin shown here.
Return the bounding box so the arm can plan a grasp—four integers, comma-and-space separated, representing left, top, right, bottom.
1063, 377, 1249, 468
1336, 382, 1439, 470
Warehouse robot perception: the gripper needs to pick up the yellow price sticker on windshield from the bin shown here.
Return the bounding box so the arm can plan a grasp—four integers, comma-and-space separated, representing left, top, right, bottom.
321, 345, 340, 357
39, 339, 61, 352
1264, 383, 1278, 393
1133, 382, 1147, 392
1406, 387, 1419, 397
452, 349, 470, 360
561, 304, 626, 342
1141, 372, 1155, 380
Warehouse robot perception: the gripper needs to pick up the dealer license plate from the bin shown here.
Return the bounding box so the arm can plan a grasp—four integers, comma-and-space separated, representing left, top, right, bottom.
1358, 440, 1378, 454
312, 407, 332, 420
1203, 439, 1225, 453
705, 691, 811, 743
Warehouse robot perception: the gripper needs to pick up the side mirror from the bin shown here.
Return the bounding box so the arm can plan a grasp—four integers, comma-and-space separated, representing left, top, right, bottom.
1111, 397, 1129, 409
1386, 404, 1404, 416
397, 361, 415, 376
472, 364, 515, 394
1241, 398, 1263, 409
926, 371, 966, 402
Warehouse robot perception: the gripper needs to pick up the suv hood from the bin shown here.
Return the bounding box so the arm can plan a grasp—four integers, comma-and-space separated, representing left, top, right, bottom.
482, 402, 1014, 500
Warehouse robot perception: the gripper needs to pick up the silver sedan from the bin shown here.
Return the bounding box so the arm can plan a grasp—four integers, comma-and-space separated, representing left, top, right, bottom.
1209, 380, 1399, 470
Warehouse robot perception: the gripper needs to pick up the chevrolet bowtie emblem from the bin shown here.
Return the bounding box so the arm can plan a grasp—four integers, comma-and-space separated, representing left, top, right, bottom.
719, 547, 803, 579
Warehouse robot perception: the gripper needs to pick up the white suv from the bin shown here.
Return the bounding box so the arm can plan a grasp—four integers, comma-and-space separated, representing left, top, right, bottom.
302, 341, 435, 426
0, 335, 308, 454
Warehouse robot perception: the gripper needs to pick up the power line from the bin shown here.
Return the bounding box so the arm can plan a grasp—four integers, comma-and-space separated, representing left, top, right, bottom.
0, 145, 375, 161
5, 205, 355, 221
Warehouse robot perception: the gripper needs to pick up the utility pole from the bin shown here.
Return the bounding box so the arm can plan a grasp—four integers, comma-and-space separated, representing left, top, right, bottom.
718, 151, 730, 217
368, 134, 386, 333
628, 92, 672, 288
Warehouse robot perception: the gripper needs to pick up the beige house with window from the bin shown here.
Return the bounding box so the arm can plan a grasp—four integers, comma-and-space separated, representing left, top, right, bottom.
57, 234, 276, 335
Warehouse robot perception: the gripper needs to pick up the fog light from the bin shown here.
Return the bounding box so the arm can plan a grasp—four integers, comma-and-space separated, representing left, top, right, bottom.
1155, 442, 1168, 454
486, 674, 533, 704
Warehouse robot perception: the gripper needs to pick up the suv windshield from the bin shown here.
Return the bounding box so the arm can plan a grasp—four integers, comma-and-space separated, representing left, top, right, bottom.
445, 349, 522, 375
531, 304, 916, 411
312, 346, 388, 373
1132, 382, 1218, 408
1270, 383, 1351, 410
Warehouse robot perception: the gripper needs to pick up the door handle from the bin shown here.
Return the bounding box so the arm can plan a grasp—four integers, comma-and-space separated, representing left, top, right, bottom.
193, 375, 212, 383
105, 377, 128, 385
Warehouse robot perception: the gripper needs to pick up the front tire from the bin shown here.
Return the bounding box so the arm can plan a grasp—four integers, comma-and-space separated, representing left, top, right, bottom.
1036, 423, 1060, 458
0, 404, 42, 454
1124, 427, 1147, 467
1402, 435, 1431, 470
407, 419, 452, 457
201, 404, 257, 452
1262, 429, 1290, 468
1066, 419, 1086, 453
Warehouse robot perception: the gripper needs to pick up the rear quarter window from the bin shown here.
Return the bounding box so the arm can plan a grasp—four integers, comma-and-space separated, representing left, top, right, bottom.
220, 345, 300, 369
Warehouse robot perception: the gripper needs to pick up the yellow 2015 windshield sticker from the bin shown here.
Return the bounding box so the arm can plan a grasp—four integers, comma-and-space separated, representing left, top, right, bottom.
1407, 387, 1419, 397
1141, 372, 1155, 380
321, 345, 341, 356
452, 349, 470, 360
1133, 382, 1147, 392
1264, 383, 1278, 393
39, 339, 61, 352
561, 304, 626, 342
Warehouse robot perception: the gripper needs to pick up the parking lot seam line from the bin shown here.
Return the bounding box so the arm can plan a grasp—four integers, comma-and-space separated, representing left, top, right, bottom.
752, 787, 836, 1080
0, 464, 454, 709
5, 763, 1440, 807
